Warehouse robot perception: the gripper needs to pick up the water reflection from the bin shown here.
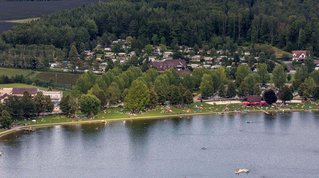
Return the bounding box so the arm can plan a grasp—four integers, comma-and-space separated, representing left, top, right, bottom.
1, 113, 319, 178
126, 120, 156, 160
263, 113, 276, 131
278, 112, 292, 131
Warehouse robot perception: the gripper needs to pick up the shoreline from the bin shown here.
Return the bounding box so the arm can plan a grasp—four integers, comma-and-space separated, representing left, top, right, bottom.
0, 108, 318, 139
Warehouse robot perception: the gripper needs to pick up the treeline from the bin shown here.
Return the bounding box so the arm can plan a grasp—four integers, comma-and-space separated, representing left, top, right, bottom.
0, 44, 64, 69
0, 92, 54, 129
0, 74, 32, 84
60, 67, 193, 115
2, 0, 319, 57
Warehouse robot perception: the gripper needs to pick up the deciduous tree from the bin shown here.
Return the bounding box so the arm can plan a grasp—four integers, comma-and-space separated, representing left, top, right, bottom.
79, 94, 101, 116
124, 80, 150, 113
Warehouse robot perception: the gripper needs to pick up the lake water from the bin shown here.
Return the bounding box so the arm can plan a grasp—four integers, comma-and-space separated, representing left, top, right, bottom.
1, 112, 319, 178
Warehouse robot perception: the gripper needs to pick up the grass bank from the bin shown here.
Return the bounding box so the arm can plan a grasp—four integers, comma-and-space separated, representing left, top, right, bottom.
1, 102, 318, 138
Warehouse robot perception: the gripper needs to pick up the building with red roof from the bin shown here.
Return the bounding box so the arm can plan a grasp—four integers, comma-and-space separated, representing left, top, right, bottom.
291, 50, 309, 61
149, 59, 187, 72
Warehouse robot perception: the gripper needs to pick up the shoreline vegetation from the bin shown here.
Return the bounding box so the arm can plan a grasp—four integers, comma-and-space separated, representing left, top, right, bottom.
1, 102, 318, 138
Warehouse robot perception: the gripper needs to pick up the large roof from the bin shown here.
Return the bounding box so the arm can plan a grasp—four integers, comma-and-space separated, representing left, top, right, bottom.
149, 59, 187, 71
244, 95, 262, 103
12, 88, 38, 95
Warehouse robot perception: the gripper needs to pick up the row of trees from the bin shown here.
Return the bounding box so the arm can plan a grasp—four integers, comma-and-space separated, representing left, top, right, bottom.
0, 92, 54, 129
0, 44, 64, 69
60, 67, 194, 115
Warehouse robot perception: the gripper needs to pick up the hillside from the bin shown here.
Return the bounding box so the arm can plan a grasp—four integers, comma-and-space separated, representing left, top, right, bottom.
0, 0, 319, 68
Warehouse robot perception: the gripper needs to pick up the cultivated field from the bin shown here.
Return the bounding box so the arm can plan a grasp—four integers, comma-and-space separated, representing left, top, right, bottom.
32, 72, 80, 86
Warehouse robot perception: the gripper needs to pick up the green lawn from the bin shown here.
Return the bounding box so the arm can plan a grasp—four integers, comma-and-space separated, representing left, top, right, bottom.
0, 83, 48, 90
11, 101, 319, 128
0, 67, 34, 77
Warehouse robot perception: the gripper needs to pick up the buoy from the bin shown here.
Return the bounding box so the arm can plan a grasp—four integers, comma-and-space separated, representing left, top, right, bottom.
235, 168, 250, 175
122, 120, 126, 125
0, 152, 2, 156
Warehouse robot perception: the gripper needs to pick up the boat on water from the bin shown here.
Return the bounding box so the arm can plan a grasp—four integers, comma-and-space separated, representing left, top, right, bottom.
235, 168, 250, 175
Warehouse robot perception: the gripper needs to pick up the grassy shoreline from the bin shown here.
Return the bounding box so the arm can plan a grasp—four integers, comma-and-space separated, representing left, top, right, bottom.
1, 102, 318, 138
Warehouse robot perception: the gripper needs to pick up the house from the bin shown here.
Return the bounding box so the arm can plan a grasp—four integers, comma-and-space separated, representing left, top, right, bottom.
50, 63, 59, 69
163, 52, 173, 58
188, 64, 200, 69
41, 90, 63, 110
191, 55, 201, 62
211, 65, 222, 69
153, 47, 162, 56
242, 95, 266, 106
0, 93, 8, 103
104, 48, 111, 52
0, 88, 63, 111
148, 56, 157, 62
12, 88, 38, 96
84, 50, 94, 56
204, 57, 213, 64
292, 50, 308, 61
243, 51, 251, 56
149, 59, 187, 72
105, 52, 114, 58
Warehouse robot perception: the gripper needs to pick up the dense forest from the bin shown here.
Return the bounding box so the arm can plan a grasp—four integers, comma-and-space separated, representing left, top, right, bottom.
1, 0, 319, 67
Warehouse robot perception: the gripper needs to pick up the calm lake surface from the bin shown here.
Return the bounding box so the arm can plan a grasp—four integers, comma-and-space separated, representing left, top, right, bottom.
1, 112, 319, 178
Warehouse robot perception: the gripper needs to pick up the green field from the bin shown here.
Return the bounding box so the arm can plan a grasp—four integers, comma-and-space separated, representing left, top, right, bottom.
0, 67, 80, 87
0, 67, 34, 77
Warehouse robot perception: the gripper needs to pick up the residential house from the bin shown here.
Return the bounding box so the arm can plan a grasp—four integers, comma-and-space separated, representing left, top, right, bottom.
191, 55, 201, 62
105, 52, 115, 58
12, 88, 38, 96
163, 52, 174, 59
41, 90, 63, 112
104, 48, 111, 52
204, 57, 213, 65
292, 50, 308, 61
149, 59, 187, 72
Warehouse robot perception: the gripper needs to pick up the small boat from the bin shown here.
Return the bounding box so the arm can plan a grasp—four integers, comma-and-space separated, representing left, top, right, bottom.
201, 147, 207, 150
246, 121, 253, 124
235, 168, 250, 175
